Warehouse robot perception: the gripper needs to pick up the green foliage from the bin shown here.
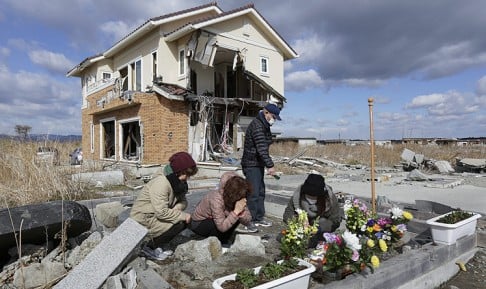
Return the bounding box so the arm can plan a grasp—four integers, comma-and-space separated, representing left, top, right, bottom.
235, 268, 258, 288
234, 259, 300, 289
279, 209, 319, 259
437, 210, 474, 224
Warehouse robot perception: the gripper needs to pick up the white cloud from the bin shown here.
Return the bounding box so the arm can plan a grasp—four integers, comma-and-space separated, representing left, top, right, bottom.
29, 49, 75, 74
0, 46, 10, 57
476, 75, 486, 95
0, 65, 80, 135
285, 69, 324, 91
100, 20, 137, 44
291, 35, 326, 65
406, 91, 479, 117
406, 93, 446, 108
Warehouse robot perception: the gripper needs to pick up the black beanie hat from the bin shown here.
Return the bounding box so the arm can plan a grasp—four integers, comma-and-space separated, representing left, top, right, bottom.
301, 174, 326, 196
169, 152, 196, 173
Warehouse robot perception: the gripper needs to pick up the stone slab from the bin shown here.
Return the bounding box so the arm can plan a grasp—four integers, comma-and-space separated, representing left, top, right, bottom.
53, 218, 147, 289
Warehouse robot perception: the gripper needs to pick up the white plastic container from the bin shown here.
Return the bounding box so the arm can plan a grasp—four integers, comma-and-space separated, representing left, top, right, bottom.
426, 211, 481, 245
212, 258, 315, 289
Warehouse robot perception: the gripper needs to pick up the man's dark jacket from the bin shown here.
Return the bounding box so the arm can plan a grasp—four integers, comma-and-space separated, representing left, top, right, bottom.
241, 111, 274, 168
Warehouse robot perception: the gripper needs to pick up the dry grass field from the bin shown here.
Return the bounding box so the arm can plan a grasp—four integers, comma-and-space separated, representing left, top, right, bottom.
0, 139, 101, 209
0, 139, 484, 209
270, 142, 485, 167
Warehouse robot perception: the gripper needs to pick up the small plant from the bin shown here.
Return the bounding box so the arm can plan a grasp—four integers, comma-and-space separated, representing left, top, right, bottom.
222, 259, 302, 289
234, 268, 258, 288
436, 210, 474, 224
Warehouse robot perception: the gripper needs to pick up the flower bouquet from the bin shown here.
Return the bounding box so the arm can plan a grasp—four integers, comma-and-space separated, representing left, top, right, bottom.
310, 198, 413, 280
280, 209, 319, 259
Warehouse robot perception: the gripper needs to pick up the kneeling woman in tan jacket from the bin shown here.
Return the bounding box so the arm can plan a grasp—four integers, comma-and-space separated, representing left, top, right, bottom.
130, 152, 198, 253
190, 172, 253, 245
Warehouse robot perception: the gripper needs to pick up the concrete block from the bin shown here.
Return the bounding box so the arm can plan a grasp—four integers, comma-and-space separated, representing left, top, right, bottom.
401, 148, 415, 162
71, 171, 125, 187
95, 201, 125, 228
54, 218, 147, 289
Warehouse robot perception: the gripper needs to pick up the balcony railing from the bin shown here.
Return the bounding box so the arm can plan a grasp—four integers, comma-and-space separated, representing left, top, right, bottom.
86, 78, 116, 95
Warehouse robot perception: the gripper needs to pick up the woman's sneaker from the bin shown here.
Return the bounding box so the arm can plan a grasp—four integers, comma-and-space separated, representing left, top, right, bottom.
141, 246, 172, 261
254, 219, 272, 227
235, 222, 258, 233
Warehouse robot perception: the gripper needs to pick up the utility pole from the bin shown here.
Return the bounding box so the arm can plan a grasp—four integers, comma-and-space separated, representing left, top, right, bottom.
368, 98, 376, 214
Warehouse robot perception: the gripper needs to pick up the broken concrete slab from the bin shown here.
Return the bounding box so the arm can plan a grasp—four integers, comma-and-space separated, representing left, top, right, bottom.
173, 237, 222, 263
13, 260, 67, 289
128, 258, 174, 289
54, 218, 147, 289
71, 170, 125, 187
95, 201, 126, 228
401, 148, 416, 162
433, 160, 455, 174
228, 234, 266, 256
406, 169, 431, 181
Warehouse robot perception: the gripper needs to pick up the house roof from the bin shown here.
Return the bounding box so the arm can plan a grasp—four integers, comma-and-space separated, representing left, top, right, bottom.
67, 2, 297, 77
152, 82, 196, 101
67, 2, 222, 77
164, 4, 298, 60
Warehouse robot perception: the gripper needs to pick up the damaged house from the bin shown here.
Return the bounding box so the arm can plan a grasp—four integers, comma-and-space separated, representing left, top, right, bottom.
67, 3, 298, 164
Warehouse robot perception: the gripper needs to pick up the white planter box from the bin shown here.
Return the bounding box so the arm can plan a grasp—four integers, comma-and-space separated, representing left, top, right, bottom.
212, 258, 315, 289
426, 211, 481, 245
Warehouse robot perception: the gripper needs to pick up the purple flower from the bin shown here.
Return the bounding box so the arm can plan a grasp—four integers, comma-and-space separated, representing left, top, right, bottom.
377, 217, 392, 226
351, 250, 360, 262
367, 219, 375, 226
323, 232, 339, 243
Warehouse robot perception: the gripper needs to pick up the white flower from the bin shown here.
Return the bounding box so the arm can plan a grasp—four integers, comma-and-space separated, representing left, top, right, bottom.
342, 230, 362, 251
389, 207, 403, 219
344, 200, 352, 211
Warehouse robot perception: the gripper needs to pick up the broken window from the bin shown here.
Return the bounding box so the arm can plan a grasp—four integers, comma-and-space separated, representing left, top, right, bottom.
119, 67, 128, 92
121, 120, 141, 161
226, 65, 250, 98
152, 51, 157, 82
101, 120, 115, 159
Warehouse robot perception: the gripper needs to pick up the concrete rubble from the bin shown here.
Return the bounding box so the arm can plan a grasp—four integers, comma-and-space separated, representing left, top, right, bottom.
1, 153, 485, 289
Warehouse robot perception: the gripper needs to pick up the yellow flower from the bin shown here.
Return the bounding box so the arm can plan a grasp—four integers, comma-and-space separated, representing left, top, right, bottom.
379, 239, 388, 252
391, 225, 397, 232
367, 226, 373, 233
367, 239, 375, 248
403, 211, 413, 220
371, 255, 380, 268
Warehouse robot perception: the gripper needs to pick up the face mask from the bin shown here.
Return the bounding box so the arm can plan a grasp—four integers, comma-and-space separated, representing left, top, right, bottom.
305, 195, 317, 205
268, 117, 275, 126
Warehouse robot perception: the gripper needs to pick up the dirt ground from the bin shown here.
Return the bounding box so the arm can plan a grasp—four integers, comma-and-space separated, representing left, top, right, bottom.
437, 215, 486, 289
438, 246, 486, 289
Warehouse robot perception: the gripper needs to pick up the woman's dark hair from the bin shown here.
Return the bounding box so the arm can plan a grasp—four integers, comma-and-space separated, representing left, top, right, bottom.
223, 176, 251, 211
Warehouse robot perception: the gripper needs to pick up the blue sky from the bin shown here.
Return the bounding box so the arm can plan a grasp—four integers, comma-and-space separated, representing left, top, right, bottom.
0, 0, 485, 140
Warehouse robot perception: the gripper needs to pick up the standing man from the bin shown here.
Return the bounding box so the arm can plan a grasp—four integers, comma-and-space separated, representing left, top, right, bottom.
240, 103, 281, 232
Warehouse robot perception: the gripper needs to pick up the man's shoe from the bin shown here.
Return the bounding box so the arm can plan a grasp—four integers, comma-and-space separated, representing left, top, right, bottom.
254, 219, 272, 227
235, 222, 259, 233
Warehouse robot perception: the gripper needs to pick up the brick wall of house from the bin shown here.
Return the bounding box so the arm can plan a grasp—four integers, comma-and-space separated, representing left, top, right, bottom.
82, 86, 189, 165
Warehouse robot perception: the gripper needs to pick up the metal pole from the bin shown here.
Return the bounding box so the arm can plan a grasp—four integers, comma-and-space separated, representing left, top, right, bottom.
368, 98, 376, 214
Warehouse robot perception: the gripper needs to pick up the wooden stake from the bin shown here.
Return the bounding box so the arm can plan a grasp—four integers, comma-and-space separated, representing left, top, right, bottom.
368, 98, 376, 214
